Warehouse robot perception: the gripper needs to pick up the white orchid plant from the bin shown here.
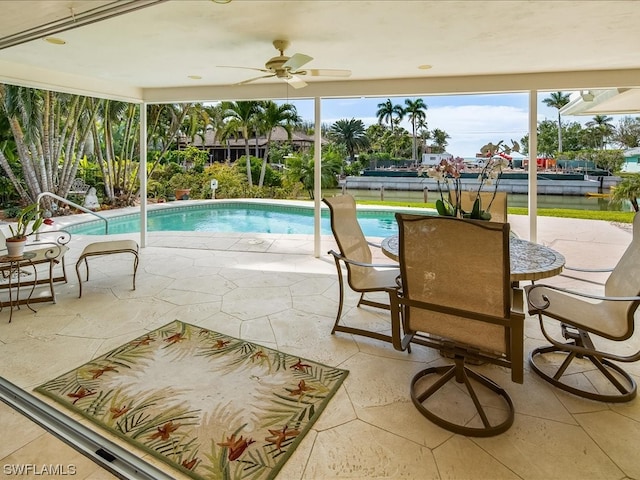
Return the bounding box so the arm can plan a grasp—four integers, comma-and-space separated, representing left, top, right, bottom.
420, 154, 509, 220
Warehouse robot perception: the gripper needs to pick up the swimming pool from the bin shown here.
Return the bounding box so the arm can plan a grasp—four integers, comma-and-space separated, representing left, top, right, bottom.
66, 202, 431, 237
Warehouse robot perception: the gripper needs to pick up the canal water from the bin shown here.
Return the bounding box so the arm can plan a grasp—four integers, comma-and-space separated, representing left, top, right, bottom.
325, 190, 631, 212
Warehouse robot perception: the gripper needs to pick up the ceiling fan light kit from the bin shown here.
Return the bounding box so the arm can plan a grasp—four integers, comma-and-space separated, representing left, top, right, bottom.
218, 39, 351, 89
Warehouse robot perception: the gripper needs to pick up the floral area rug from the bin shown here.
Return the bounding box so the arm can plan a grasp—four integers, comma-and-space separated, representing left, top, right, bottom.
35, 320, 348, 480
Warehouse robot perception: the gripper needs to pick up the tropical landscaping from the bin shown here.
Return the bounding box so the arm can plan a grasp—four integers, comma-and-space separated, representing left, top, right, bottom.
1, 84, 640, 221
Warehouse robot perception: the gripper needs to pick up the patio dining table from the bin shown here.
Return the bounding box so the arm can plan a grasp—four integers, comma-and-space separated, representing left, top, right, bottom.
381, 235, 566, 283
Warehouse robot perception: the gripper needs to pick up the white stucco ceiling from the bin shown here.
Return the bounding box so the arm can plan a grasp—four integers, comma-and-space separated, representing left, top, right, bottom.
0, 0, 639, 110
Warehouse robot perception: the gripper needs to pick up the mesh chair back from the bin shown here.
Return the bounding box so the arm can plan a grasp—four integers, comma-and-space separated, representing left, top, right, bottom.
323, 195, 372, 287
397, 214, 511, 354
605, 212, 640, 328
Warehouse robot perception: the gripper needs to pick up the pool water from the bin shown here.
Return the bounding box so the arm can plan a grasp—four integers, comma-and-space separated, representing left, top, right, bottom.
67, 203, 420, 237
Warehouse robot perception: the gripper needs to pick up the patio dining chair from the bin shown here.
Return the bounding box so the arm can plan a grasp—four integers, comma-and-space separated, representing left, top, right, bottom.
323, 194, 400, 344
525, 212, 640, 402
388, 214, 525, 436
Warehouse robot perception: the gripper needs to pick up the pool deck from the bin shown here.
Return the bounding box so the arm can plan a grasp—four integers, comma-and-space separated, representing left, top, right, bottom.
1, 204, 639, 480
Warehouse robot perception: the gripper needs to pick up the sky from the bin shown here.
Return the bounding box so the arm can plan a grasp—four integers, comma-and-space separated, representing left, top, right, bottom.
280, 92, 623, 158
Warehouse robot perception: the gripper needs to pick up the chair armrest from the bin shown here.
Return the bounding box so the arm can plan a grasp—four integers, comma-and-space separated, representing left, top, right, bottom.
327, 249, 398, 269
525, 283, 640, 313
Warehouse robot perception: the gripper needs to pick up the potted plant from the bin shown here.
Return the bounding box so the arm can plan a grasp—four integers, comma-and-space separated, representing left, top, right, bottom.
169, 173, 192, 200
5, 204, 44, 258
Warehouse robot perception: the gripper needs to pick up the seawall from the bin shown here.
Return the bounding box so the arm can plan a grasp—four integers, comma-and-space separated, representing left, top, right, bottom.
341, 174, 619, 195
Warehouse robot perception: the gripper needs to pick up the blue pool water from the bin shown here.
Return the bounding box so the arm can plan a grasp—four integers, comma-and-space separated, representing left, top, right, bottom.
67, 203, 426, 237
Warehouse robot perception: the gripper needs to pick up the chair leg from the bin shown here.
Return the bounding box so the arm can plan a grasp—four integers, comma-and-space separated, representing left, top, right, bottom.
330, 258, 346, 335
410, 357, 515, 437
529, 342, 637, 403
330, 258, 396, 345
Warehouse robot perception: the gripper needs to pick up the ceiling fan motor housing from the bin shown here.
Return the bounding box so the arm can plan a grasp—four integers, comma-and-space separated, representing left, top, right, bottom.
265, 55, 291, 75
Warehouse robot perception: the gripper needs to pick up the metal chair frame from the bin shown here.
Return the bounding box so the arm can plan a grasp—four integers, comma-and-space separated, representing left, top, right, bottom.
323, 195, 400, 344
389, 214, 524, 437
525, 212, 640, 402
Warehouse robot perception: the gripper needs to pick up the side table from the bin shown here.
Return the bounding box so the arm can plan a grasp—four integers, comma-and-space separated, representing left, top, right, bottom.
0, 252, 38, 323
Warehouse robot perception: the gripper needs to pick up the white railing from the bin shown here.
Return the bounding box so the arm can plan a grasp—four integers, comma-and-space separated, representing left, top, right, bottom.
35, 192, 109, 234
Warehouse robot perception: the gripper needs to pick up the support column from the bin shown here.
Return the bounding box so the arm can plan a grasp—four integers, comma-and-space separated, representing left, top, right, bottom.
314, 97, 322, 258
139, 102, 148, 248
528, 91, 538, 243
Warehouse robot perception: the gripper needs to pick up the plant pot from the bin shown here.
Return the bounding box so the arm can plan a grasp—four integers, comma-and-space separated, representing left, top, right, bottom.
5, 236, 27, 258
175, 188, 191, 200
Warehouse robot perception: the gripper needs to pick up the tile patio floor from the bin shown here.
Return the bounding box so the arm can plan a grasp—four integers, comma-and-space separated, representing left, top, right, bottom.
0, 212, 639, 480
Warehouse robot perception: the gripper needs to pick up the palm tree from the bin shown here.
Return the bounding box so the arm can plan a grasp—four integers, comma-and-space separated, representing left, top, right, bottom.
329, 118, 370, 163
416, 117, 431, 157
255, 101, 300, 187
220, 101, 261, 186
0, 85, 98, 203
376, 99, 405, 131
611, 174, 640, 212
404, 98, 427, 160
542, 91, 571, 152
431, 128, 450, 153
586, 114, 615, 149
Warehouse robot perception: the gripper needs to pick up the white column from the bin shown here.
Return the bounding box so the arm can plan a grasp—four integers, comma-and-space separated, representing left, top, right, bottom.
314, 97, 322, 257
139, 102, 148, 248
528, 90, 538, 242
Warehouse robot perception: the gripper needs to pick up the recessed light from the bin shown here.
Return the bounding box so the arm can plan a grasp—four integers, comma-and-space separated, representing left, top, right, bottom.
418, 64, 432, 70
44, 37, 66, 45
188, 75, 202, 80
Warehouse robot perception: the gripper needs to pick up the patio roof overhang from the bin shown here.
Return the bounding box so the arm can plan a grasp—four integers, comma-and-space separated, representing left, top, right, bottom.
1, 0, 639, 249
561, 88, 640, 116
1, 1, 639, 104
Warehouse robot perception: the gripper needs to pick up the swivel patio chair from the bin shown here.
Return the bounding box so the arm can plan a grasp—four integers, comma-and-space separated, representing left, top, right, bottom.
323, 194, 400, 344
525, 212, 640, 402
388, 214, 525, 436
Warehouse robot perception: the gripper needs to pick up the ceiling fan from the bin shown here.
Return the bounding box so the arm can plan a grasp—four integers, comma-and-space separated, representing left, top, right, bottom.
218, 40, 351, 89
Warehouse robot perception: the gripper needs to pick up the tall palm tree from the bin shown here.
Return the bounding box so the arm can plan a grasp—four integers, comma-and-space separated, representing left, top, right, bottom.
416, 117, 431, 156
255, 101, 300, 187
542, 91, 571, 153
376, 99, 405, 132
329, 118, 370, 163
220, 100, 261, 186
404, 98, 427, 160
586, 114, 615, 150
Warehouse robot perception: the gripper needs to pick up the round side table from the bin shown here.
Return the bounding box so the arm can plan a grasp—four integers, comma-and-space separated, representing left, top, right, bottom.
0, 252, 38, 323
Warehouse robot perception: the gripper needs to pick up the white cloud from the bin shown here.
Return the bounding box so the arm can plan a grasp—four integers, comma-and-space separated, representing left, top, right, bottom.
420, 105, 529, 157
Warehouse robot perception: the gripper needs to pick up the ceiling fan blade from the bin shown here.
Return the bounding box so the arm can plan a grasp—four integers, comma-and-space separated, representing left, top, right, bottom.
282, 53, 312, 71
235, 74, 276, 86
305, 68, 352, 77
286, 74, 307, 89
217, 65, 271, 74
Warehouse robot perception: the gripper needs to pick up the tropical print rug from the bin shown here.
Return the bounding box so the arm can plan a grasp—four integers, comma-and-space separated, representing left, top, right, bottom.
36, 320, 348, 480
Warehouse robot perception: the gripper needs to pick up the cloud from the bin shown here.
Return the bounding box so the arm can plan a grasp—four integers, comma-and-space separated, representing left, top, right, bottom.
422, 105, 529, 157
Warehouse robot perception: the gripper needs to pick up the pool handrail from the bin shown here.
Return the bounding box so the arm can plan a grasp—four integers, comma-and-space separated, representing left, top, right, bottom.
36, 192, 109, 235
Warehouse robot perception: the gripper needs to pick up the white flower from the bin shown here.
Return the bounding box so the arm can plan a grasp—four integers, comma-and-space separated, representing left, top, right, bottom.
428, 167, 445, 181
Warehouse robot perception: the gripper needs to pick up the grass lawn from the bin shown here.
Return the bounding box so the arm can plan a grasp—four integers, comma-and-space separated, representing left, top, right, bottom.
356, 200, 636, 223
